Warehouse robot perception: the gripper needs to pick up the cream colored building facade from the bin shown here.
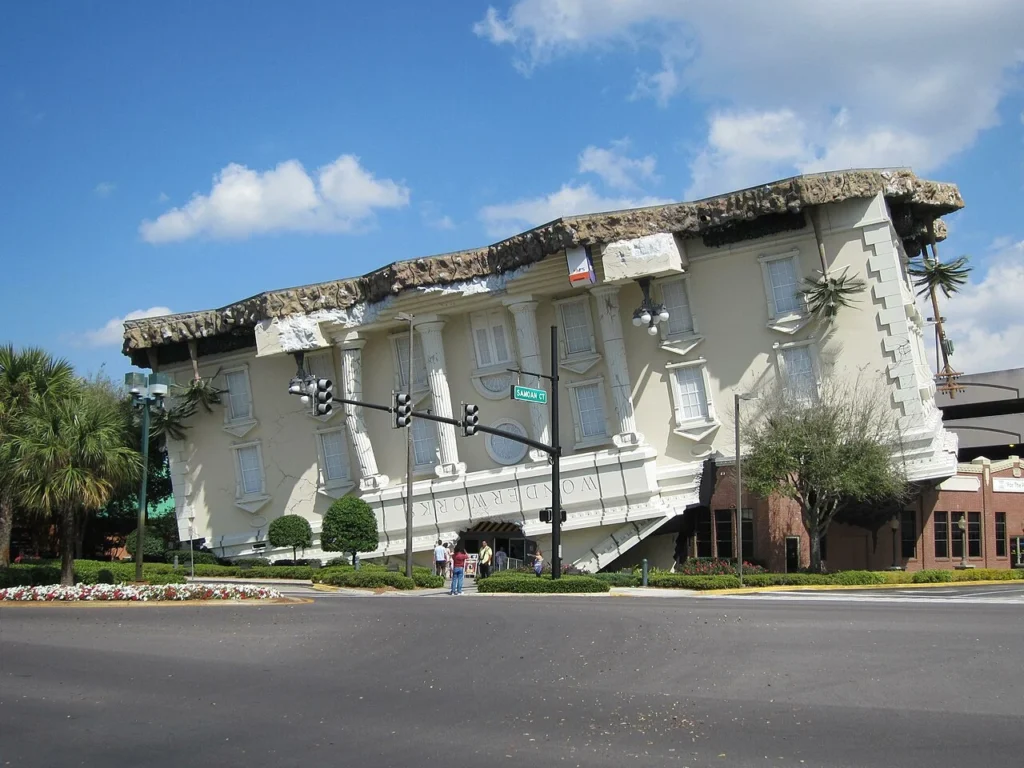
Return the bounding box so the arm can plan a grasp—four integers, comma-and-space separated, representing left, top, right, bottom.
124, 169, 963, 570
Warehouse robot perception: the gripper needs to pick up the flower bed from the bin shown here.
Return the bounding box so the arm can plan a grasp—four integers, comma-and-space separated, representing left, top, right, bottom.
0, 583, 283, 602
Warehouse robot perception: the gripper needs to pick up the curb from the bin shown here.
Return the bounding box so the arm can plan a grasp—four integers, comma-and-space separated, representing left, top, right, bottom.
704, 580, 1022, 596
187, 577, 314, 587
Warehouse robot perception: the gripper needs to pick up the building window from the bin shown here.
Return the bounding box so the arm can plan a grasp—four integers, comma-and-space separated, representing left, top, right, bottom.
393, 333, 428, 393
900, 509, 917, 559
317, 428, 350, 485
557, 297, 597, 358
411, 416, 439, 471
995, 512, 1007, 558
470, 309, 514, 370
741, 508, 754, 561
485, 419, 528, 465
968, 511, 981, 558
224, 368, 254, 422
672, 365, 710, 422
779, 344, 817, 402
659, 277, 695, 337
714, 510, 734, 559
567, 380, 609, 447
760, 252, 803, 318
695, 508, 713, 558
934, 511, 949, 558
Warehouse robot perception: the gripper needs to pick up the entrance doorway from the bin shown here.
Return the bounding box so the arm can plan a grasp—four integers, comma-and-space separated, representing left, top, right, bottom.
785, 537, 800, 573
458, 521, 535, 572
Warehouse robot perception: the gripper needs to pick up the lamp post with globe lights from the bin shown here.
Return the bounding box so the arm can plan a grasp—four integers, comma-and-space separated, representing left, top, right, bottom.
124, 372, 170, 582
631, 277, 670, 336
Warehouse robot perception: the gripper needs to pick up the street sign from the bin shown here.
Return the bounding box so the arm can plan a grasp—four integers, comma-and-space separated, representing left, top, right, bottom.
511, 384, 548, 404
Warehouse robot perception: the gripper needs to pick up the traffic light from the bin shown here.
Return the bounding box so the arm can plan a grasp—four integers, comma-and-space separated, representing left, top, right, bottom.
394, 392, 412, 428
539, 508, 566, 524
313, 378, 334, 416
462, 402, 480, 436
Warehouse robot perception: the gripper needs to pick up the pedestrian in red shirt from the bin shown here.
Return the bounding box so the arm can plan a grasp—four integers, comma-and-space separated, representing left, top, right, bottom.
449, 545, 469, 595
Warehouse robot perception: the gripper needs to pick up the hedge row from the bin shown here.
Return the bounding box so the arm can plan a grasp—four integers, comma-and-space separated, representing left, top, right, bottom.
647, 574, 742, 590
164, 550, 220, 565
477, 573, 610, 593
313, 569, 416, 590
593, 572, 641, 587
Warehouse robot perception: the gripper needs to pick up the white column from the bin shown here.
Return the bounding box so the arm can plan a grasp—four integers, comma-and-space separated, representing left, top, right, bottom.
416, 318, 465, 478
590, 284, 644, 447
337, 334, 389, 491
503, 295, 550, 461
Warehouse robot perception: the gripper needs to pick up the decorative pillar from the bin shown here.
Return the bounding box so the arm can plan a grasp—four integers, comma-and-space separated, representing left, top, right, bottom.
416, 318, 465, 478
337, 334, 389, 491
503, 295, 550, 461
590, 285, 644, 447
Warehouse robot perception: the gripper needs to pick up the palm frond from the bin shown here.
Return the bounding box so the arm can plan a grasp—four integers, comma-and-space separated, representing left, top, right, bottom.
908, 255, 972, 299
801, 272, 867, 322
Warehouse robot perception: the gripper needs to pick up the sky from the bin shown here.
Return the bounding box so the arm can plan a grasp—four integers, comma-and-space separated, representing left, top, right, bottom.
1, 1, 1022, 380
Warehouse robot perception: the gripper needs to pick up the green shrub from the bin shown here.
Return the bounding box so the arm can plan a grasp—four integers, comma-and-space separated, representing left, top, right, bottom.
830, 570, 888, 586
325, 557, 354, 568
647, 574, 741, 590
741, 573, 834, 587
96, 569, 115, 584
0, 564, 59, 587
951, 568, 1022, 582
321, 497, 379, 563
235, 566, 314, 580
164, 550, 220, 565
314, 569, 415, 590
146, 572, 188, 585
412, 569, 444, 588
676, 558, 766, 576
267, 514, 313, 561
230, 558, 271, 567
188, 564, 241, 577
125, 527, 165, 559
477, 575, 610, 593
593, 572, 640, 587
912, 569, 954, 583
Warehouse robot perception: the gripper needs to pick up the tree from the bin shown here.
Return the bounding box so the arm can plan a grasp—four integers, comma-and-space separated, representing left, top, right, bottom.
268, 514, 313, 561
321, 497, 379, 566
742, 375, 908, 573
0, 345, 77, 567
125, 526, 164, 560
9, 379, 141, 584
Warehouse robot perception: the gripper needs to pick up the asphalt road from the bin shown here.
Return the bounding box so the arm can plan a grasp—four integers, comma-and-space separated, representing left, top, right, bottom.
715, 582, 1024, 604
2, 594, 1022, 768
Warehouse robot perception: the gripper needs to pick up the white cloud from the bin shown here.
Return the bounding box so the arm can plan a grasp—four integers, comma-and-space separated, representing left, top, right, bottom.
923, 240, 1024, 375
478, 1, 1024, 197
140, 154, 410, 243
578, 141, 657, 191
479, 183, 670, 238
157, 192, 170, 203
94, 181, 115, 197
420, 202, 456, 230
80, 307, 174, 348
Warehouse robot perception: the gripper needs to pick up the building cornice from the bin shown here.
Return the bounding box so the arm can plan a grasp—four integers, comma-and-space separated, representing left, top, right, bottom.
123, 168, 963, 367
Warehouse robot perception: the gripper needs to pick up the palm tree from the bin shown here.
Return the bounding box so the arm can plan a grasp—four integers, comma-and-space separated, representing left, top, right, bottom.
0, 345, 77, 567
9, 381, 141, 585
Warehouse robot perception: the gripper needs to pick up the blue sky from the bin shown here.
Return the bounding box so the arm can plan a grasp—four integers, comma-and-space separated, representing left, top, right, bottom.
2, 1, 1022, 378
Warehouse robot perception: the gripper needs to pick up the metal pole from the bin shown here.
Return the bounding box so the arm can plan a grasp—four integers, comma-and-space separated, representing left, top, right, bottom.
405, 317, 415, 579
189, 518, 195, 579
550, 325, 561, 580
135, 395, 151, 583
735, 392, 743, 587
891, 524, 898, 570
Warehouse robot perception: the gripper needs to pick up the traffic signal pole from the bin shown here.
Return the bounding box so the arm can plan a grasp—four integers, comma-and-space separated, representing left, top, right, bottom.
550, 324, 561, 579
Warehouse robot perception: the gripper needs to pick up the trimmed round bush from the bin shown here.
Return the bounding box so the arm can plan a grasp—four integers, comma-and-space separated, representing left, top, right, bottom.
267, 514, 313, 561
321, 497, 379, 565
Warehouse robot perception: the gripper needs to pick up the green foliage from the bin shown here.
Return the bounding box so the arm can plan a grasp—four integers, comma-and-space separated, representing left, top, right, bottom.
320, 497, 379, 562
742, 375, 908, 573
675, 558, 766, 576
801, 272, 866, 322
145, 572, 188, 585
267, 514, 313, 560
412, 569, 444, 588
236, 566, 314, 580
477, 574, 610, 593
912, 569, 954, 583
828, 570, 887, 585
188, 564, 241, 577
313, 569, 416, 590
164, 549, 220, 565
126, 527, 164, 558
593, 572, 641, 587
230, 558, 271, 567
950, 568, 1022, 581
908, 255, 972, 300
647, 574, 742, 590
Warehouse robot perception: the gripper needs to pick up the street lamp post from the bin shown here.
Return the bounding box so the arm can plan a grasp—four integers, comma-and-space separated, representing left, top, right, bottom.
955, 514, 973, 570
396, 312, 415, 579
889, 516, 901, 570
124, 372, 170, 583
188, 514, 196, 580
734, 392, 758, 587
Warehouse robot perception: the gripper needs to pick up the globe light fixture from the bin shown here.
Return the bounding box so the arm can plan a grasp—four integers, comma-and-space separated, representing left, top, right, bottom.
631, 277, 670, 337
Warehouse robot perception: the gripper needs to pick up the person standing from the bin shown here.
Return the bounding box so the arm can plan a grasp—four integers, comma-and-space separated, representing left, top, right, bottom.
494, 547, 508, 573
433, 540, 447, 578
532, 548, 544, 577
478, 540, 493, 579
449, 545, 469, 595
